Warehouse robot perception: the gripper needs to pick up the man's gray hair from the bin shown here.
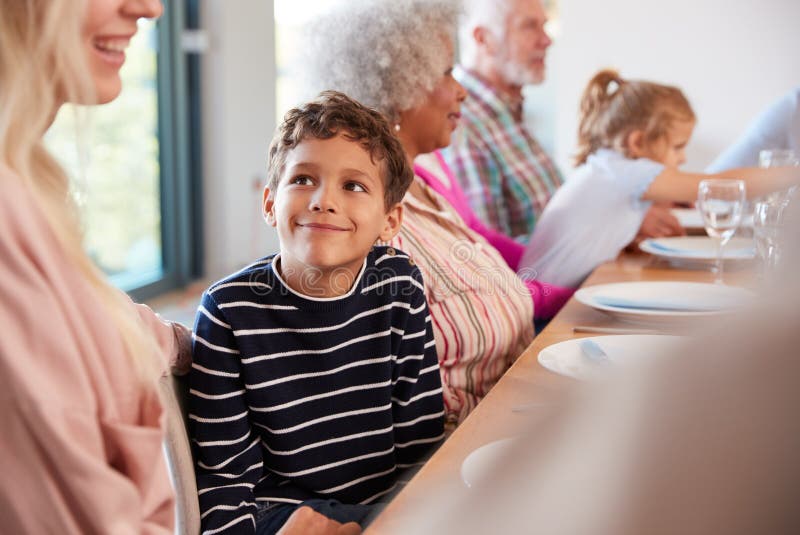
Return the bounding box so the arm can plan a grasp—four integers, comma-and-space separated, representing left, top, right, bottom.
296, 0, 460, 119
458, 0, 515, 68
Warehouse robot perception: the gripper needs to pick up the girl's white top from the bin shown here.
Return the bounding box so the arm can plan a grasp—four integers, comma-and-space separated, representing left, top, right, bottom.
519, 149, 664, 287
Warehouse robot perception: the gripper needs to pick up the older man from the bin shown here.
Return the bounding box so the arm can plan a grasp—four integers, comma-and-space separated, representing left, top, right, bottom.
442, 0, 682, 242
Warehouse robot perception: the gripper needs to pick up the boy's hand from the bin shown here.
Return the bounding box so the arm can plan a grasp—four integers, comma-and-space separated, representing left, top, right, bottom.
277, 506, 362, 535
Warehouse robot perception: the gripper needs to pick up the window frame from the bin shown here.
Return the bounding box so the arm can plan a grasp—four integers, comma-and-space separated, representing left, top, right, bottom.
128, 1, 202, 301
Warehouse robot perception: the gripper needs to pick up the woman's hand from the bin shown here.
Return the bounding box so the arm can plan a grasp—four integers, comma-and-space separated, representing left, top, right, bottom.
277, 506, 362, 535
170, 322, 193, 375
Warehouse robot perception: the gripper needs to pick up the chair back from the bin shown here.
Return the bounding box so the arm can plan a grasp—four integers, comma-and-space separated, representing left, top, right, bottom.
159, 373, 201, 535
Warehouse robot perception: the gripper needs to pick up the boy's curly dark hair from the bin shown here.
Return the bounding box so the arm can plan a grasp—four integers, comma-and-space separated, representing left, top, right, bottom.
267, 91, 413, 210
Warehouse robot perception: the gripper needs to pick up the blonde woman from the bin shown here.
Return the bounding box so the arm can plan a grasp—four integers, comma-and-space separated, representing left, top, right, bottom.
0, 0, 194, 532
0, 2, 360, 533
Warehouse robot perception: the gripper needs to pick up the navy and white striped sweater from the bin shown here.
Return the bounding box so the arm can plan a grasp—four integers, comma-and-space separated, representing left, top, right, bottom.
190, 246, 444, 534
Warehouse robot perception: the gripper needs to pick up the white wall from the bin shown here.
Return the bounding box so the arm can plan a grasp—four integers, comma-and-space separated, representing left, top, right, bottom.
527, 0, 800, 174
200, 0, 279, 281
197, 0, 799, 280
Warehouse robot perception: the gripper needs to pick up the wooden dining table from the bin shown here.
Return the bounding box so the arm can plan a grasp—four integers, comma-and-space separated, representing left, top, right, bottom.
366, 251, 754, 534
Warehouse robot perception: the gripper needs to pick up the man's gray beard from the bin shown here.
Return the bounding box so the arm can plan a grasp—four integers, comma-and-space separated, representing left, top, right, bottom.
498, 58, 544, 87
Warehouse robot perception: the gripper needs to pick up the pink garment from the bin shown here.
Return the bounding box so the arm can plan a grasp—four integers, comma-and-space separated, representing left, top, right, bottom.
414, 152, 575, 319
0, 168, 177, 534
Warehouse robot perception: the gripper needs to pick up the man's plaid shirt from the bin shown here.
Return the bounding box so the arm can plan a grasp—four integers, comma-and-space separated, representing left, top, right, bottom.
441, 66, 563, 240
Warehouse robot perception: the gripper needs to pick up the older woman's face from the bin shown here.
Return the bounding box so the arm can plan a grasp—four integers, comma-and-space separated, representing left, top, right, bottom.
398, 42, 467, 158
83, 0, 163, 104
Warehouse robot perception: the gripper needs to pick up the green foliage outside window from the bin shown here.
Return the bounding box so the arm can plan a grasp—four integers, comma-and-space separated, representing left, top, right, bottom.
46, 20, 162, 286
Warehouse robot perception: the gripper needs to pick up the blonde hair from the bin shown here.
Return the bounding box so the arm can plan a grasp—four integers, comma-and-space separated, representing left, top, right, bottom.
0, 0, 161, 381
575, 69, 695, 166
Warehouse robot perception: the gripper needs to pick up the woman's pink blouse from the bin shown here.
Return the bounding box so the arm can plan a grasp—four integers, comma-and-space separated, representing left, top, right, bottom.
0, 169, 176, 534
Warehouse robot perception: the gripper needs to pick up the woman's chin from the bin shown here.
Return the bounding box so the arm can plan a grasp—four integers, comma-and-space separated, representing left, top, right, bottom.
94, 81, 123, 105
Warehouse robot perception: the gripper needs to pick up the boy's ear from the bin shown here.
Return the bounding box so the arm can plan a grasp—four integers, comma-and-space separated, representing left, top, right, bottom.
263, 186, 277, 227
378, 203, 403, 242
625, 129, 646, 158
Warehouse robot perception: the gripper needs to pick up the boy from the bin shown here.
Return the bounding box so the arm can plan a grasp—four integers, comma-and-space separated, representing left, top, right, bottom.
190, 91, 444, 535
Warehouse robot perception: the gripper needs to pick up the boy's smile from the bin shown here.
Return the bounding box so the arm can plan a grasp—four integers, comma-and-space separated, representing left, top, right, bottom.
264, 134, 402, 297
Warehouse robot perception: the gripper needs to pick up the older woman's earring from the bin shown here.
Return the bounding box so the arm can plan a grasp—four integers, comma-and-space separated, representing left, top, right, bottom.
394, 123, 401, 132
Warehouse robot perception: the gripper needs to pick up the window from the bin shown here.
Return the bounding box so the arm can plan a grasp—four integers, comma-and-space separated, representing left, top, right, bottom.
46, 3, 200, 300
274, 0, 337, 119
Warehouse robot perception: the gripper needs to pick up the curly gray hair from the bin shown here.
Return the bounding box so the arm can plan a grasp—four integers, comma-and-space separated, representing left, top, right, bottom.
296, 0, 460, 120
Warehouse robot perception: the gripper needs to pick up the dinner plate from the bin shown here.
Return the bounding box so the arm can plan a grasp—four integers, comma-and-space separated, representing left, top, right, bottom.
537, 334, 685, 380
671, 208, 754, 229
461, 437, 517, 489
639, 236, 755, 268
575, 281, 754, 325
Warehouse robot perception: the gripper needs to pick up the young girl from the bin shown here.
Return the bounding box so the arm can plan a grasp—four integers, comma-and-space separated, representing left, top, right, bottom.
520, 69, 800, 288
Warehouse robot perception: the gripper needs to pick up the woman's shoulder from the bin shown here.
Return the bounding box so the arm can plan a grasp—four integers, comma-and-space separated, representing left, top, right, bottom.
0, 169, 55, 265
0, 172, 97, 402
0, 171, 150, 414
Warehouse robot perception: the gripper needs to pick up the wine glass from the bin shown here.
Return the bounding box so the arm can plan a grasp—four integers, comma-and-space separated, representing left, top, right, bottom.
697, 179, 746, 284
759, 149, 799, 168
759, 149, 799, 203
753, 199, 788, 278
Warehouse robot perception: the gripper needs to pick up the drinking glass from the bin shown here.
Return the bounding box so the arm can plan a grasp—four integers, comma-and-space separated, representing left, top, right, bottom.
697, 179, 746, 283
759, 149, 799, 204
753, 199, 788, 277
759, 149, 799, 168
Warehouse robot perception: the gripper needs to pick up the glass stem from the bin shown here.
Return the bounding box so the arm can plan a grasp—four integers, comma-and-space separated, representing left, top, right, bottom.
715, 237, 725, 284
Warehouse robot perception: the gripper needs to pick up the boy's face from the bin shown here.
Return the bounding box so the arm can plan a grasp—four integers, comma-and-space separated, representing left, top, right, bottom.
264, 134, 402, 292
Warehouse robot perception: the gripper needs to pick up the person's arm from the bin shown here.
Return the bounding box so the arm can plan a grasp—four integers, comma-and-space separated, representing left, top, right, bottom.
707, 90, 797, 172
464, 213, 525, 270
417, 155, 525, 270
190, 292, 263, 535
644, 165, 800, 203
277, 506, 361, 535
0, 209, 173, 533
522, 279, 576, 321
132, 301, 193, 375
1, 397, 173, 534
629, 204, 686, 246
390, 267, 445, 467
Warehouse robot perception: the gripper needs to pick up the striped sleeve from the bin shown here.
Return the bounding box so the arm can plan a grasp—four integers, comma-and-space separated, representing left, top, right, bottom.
390, 269, 445, 466
190, 292, 261, 535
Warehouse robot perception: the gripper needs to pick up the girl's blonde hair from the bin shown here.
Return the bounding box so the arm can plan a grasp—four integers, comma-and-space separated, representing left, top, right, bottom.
575, 69, 695, 166
0, 0, 161, 381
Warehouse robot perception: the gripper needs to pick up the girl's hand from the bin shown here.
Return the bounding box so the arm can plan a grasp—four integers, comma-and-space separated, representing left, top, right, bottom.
636, 204, 685, 240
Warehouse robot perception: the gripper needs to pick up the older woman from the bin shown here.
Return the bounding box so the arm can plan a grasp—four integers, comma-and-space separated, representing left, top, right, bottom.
300, 0, 546, 427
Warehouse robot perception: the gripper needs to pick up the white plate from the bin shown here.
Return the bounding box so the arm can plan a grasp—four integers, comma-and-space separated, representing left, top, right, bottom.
461, 437, 517, 489
575, 281, 754, 325
538, 334, 685, 380
639, 236, 755, 268
671, 208, 754, 229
